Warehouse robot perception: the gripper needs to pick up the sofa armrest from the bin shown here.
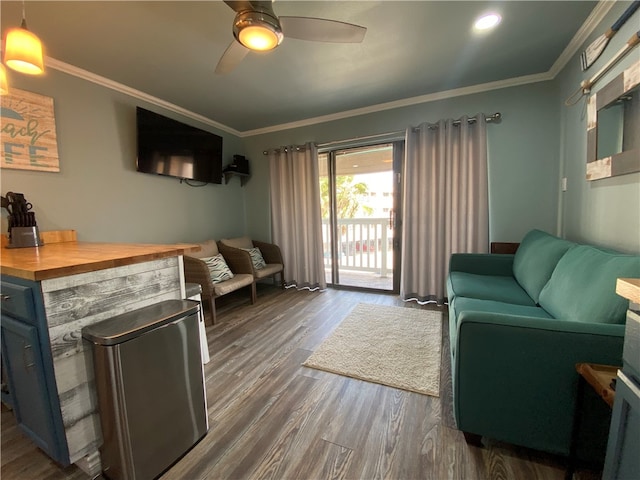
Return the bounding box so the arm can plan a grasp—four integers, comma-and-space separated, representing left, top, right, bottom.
454, 311, 624, 455
217, 242, 255, 275
183, 256, 214, 298
449, 253, 515, 276
253, 240, 283, 265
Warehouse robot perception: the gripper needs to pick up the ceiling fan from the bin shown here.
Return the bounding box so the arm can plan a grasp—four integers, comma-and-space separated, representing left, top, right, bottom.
215, 0, 367, 74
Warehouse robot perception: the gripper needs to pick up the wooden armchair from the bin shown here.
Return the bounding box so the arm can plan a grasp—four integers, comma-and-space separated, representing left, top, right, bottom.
218, 237, 285, 289
183, 240, 256, 325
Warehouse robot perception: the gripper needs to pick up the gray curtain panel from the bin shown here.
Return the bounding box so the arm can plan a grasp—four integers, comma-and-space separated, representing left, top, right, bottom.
268, 143, 327, 290
401, 114, 489, 304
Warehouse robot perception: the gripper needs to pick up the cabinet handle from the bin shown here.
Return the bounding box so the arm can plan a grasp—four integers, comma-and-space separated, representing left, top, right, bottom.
22, 343, 35, 369
1, 295, 11, 301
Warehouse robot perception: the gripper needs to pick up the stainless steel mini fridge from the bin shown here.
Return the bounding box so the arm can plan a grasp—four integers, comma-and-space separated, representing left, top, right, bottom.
83, 300, 208, 480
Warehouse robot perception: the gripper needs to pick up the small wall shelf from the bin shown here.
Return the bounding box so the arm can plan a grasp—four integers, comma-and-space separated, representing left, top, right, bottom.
223, 171, 250, 186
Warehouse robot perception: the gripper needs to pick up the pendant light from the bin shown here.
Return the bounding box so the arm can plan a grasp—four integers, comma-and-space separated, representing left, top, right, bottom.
0, 64, 9, 95
3, 1, 45, 75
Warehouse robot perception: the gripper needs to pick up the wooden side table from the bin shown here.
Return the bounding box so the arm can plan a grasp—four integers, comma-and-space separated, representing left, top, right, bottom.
565, 363, 619, 480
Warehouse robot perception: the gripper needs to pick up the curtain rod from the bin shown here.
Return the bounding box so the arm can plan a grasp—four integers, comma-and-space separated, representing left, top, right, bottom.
263, 112, 502, 154
316, 112, 501, 148
418, 112, 502, 130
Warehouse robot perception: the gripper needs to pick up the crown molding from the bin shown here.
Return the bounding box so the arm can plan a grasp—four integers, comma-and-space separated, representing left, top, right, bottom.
41, 0, 608, 138
240, 72, 552, 137
45, 57, 243, 137
548, 0, 615, 78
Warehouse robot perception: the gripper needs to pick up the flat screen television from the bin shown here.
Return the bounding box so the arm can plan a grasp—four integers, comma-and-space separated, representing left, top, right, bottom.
136, 107, 223, 184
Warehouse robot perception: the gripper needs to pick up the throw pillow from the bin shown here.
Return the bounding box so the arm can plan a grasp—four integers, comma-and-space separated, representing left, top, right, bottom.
243, 247, 266, 270
202, 254, 234, 284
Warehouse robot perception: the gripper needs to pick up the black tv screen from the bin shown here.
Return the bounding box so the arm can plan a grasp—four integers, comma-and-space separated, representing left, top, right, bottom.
136, 107, 223, 184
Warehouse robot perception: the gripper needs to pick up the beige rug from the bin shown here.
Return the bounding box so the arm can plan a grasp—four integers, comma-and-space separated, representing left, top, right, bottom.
303, 303, 442, 396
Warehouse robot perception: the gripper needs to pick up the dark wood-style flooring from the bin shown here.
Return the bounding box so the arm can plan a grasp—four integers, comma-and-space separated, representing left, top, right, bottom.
1, 285, 602, 479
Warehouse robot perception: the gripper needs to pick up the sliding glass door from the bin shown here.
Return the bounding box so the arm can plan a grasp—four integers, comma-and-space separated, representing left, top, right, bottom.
319, 142, 403, 292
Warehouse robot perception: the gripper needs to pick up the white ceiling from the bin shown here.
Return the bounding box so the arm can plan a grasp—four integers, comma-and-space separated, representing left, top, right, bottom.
1, 1, 604, 134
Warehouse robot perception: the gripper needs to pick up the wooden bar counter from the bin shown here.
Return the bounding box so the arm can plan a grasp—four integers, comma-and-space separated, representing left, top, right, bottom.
0, 230, 199, 477
1, 230, 198, 281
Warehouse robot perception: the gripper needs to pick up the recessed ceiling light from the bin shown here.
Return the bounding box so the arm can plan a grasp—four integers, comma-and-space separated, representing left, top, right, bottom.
474, 13, 501, 31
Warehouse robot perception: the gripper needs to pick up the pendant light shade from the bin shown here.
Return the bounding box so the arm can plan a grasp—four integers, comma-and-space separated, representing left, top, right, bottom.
3, 18, 45, 75
0, 64, 9, 95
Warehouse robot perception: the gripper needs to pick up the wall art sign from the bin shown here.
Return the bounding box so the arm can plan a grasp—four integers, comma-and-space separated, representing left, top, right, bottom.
1, 88, 60, 172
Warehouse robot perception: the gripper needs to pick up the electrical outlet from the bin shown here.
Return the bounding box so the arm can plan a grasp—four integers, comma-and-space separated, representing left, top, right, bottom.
561, 177, 567, 192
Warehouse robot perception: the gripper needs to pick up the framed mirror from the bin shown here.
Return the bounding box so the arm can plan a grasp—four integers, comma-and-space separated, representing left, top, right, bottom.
586, 58, 640, 181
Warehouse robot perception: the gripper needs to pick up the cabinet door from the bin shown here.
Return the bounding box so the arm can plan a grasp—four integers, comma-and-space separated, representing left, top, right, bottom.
1, 316, 65, 462
603, 370, 640, 480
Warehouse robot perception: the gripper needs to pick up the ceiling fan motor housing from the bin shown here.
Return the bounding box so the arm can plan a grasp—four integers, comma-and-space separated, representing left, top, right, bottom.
233, 10, 284, 51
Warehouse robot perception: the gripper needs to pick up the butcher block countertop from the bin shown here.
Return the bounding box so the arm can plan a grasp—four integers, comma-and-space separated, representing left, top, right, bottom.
1, 230, 199, 281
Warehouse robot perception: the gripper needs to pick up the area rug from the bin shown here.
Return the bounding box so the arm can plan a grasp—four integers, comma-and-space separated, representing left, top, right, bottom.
303, 303, 442, 396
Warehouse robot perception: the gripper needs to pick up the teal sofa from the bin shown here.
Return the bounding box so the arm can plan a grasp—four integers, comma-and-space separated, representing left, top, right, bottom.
447, 229, 639, 457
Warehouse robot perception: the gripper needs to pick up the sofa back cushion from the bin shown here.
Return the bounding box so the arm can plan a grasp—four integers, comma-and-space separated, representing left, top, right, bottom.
187, 239, 219, 259
538, 245, 640, 324
221, 236, 253, 249
513, 229, 574, 303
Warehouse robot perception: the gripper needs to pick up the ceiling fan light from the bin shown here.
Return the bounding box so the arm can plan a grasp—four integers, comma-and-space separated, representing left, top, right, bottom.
3, 23, 45, 75
234, 11, 283, 51
239, 26, 280, 51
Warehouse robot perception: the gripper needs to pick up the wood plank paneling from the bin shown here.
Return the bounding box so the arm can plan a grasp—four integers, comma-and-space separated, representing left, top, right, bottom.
40, 257, 183, 465
2, 286, 603, 480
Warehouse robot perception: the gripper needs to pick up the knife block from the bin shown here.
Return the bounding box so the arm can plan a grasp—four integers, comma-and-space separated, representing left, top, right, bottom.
7, 226, 44, 248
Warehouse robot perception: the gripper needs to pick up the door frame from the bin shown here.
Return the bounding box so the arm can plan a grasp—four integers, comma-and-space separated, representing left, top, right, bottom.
320, 140, 404, 293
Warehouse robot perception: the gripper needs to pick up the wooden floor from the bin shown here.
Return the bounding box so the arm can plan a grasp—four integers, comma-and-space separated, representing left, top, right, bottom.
1, 285, 602, 480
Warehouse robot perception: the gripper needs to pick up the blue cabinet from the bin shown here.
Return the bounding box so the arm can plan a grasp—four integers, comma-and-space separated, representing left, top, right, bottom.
0, 276, 69, 466
603, 370, 640, 480
603, 304, 640, 480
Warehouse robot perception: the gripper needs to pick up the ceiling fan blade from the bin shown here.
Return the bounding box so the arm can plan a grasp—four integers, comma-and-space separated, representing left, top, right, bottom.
280, 17, 366, 43
215, 41, 250, 74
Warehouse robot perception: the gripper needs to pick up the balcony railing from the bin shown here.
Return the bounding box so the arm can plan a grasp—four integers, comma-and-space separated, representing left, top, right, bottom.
322, 218, 393, 277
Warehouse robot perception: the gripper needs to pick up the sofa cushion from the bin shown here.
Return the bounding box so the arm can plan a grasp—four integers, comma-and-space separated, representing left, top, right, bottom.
513, 229, 574, 304
202, 254, 234, 283
221, 236, 253, 249
212, 273, 254, 296
187, 239, 219, 259
242, 247, 266, 270
538, 245, 640, 324
448, 272, 536, 306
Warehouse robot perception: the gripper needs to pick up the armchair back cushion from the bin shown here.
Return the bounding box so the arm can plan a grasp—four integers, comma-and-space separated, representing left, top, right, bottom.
512, 229, 574, 303
221, 236, 253, 249
538, 245, 640, 324
188, 239, 219, 259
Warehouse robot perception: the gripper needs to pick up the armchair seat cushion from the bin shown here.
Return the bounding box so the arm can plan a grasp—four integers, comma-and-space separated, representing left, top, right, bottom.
448, 272, 535, 306
213, 273, 254, 297
254, 263, 284, 279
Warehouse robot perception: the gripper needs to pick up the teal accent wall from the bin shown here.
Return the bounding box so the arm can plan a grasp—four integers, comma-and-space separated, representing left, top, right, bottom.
554, 3, 640, 253
1, 68, 247, 243
242, 81, 561, 244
